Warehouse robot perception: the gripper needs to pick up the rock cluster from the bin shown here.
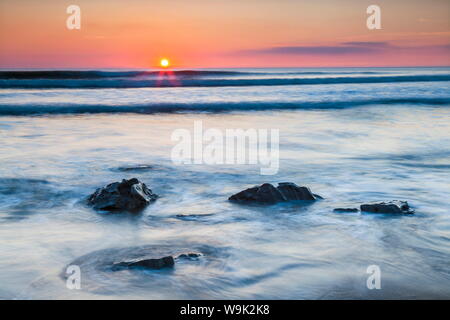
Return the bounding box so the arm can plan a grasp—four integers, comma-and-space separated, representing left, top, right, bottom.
86, 179, 414, 217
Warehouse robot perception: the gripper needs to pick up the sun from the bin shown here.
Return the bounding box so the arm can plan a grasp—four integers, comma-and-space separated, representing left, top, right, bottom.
160, 58, 170, 68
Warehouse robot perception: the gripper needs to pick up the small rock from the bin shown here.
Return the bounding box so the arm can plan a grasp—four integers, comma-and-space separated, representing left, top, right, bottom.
360, 201, 413, 214
116, 165, 155, 171
87, 178, 158, 212
112, 256, 174, 270
229, 182, 321, 204
333, 208, 359, 213
177, 252, 202, 260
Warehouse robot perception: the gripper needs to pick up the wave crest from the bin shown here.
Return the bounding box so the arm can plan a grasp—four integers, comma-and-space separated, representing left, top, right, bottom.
0, 98, 448, 115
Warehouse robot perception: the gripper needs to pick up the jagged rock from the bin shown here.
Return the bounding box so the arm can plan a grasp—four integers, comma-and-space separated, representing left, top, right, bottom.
87, 178, 158, 212
333, 208, 359, 212
229, 182, 321, 204
112, 256, 174, 270
277, 182, 318, 200
229, 183, 284, 204
360, 201, 413, 214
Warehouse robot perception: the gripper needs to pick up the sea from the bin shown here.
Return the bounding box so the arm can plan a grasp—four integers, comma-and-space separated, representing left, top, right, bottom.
0, 67, 449, 299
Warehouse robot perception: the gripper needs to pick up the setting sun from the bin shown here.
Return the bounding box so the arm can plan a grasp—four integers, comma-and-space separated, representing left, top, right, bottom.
160, 58, 170, 68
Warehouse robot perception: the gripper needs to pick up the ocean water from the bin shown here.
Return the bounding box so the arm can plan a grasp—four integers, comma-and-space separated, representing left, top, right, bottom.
0, 67, 449, 299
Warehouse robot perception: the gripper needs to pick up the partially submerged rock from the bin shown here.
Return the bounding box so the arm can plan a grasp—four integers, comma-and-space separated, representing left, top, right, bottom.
112, 256, 174, 270
111, 252, 203, 271
277, 182, 321, 200
177, 252, 202, 260
333, 208, 359, 213
87, 178, 158, 212
62, 244, 222, 293
229, 182, 321, 204
360, 201, 413, 214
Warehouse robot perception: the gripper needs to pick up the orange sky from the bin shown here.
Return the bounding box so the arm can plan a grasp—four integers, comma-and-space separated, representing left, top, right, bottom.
0, 0, 449, 68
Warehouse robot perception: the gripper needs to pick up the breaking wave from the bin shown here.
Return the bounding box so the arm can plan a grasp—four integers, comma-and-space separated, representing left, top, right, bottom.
1, 97, 448, 115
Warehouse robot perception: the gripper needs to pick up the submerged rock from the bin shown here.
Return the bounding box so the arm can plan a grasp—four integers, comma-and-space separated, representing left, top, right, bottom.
360, 201, 413, 214
87, 178, 158, 212
116, 165, 156, 172
113, 164, 168, 172
112, 256, 174, 270
333, 208, 359, 213
177, 252, 202, 260
229, 182, 321, 204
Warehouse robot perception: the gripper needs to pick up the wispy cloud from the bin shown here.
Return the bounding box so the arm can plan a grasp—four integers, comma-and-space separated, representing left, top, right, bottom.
238, 42, 390, 56
341, 42, 391, 47
236, 41, 449, 56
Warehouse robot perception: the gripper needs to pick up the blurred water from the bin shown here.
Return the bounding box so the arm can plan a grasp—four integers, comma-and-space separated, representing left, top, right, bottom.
0, 68, 449, 299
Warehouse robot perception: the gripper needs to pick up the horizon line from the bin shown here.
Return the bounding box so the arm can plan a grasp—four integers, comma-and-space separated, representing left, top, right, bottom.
1, 65, 450, 71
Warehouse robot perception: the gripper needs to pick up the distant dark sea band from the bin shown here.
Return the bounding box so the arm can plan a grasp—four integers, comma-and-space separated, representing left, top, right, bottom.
0, 72, 449, 89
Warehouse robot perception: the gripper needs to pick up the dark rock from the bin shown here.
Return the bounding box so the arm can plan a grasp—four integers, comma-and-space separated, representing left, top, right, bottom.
87, 178, 158, 212
360, 201, 413, 214
277, 182, 317, 201
333, 208, 359, 213
229, 183, 284, 204
116, 165, 155, 171
229, 182, 321, 204
112, 256, 174, 270
177, 252, 202, 260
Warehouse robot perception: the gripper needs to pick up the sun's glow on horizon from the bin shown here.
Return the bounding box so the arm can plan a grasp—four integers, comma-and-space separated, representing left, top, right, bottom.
0, 1, 449, 68
160, 58, 170, 68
